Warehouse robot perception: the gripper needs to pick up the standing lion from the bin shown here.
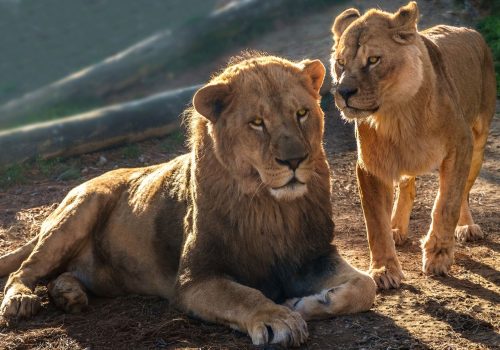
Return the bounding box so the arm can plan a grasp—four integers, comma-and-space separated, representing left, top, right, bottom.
330, 1, 496, 289
0, 54, 376, 346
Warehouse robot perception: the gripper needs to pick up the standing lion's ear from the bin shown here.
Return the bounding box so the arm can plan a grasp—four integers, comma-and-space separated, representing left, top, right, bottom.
193, 83, 232, 123
301, 59, 326, 94
391, 1, 419, 44
332, 8, 361, 42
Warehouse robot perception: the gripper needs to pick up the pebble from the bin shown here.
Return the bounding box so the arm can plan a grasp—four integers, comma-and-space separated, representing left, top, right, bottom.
97, 156, 107, 166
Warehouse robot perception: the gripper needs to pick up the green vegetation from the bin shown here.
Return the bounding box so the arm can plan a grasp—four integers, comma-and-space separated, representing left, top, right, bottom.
0, 163, 27, 187
0, 157, 81, 189
122, 144, 141, 159
478, 15, 500, 95
161, 130, 185, 153
57, 166, 81, 181
35, 157, 63, 176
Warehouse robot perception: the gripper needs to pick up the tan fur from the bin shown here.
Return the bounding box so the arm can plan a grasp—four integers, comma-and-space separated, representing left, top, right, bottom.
331, 2, 496, 289
0, 54, 375, 346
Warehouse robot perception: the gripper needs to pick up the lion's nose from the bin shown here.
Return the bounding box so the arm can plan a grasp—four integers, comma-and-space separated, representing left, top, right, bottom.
338, 86, 358, 102
275, 154, 308, 171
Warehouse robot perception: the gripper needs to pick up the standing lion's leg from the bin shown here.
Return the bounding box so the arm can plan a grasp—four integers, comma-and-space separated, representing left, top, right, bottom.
391, 176, 416, 245
422, 142, 472, 275
1, 187, 110, 320
455, 131, 488, 242
356, 163, 404, 289
284, 254, 376, 320
48, 272, 88, 314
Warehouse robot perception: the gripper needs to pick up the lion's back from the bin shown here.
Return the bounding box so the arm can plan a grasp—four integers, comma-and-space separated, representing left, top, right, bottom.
421, 25, 496, 123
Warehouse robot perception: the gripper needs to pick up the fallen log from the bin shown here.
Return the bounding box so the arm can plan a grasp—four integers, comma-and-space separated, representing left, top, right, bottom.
0, 85, 200, 166
0, 0, 337, 129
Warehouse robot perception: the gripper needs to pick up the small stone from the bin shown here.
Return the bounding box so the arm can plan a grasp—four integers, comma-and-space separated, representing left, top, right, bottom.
97, 156, 107, 166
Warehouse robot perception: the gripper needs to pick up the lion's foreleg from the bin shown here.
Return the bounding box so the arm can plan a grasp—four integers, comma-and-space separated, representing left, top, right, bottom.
422, 142, 472, 275
176, 277, 308, 347
284, 257, 376, 320
356, 163, 403, 289
391, 176, 416, 245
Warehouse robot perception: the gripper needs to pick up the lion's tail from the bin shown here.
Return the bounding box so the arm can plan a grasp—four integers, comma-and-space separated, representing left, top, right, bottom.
0, 237, 37, 277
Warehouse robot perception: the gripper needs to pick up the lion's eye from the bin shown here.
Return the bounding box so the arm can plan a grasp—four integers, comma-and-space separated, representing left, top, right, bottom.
249, 117, 264, 129
337, 58, 345, 66
296, 108, 309, 122
368, 56, 380, 65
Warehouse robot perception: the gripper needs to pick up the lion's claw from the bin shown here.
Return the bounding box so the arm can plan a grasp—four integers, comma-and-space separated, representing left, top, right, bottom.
455, 224, 484, 243
422, 235, 454, 275
0, 292, 41, 320
370, 260, 404, 289
392, 228, 408, 246
248, 305, 308, 347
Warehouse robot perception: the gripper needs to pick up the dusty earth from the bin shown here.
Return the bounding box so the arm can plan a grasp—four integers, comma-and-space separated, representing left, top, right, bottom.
0, 0, 499, 349
0, 99, 498, 350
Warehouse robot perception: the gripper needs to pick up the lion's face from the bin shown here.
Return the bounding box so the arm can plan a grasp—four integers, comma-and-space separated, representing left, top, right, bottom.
193, 56, 326, 200
330, 2, 423, 120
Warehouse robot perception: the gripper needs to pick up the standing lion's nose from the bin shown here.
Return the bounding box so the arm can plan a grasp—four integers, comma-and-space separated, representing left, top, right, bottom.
338, 86, 358, 102
275, 154, 308, 171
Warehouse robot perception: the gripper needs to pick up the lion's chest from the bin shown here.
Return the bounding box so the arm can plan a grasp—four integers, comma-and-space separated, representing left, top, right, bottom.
357, 123, 446, 180
219, 202, 333, 302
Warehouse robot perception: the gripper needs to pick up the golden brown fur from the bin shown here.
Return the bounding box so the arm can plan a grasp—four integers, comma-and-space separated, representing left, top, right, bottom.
331, 2, 496, 289
0, 54, 376, 346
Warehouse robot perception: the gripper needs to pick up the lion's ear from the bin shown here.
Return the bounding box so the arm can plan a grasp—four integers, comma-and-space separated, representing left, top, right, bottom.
332, 8, 360, 42
391, 1, 419, 44
193, 83, 232, 123
301, 59, 326, 93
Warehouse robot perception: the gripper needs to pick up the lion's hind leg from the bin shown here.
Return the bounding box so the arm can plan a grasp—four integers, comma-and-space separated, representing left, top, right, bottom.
284, 254, 376, 320
455, 130, 489, 243
1, 185, 113, 320
48, 272, 88, 313
391, 176, 416, 245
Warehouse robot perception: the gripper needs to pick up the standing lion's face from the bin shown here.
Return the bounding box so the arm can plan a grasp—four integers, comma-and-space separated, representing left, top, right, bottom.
193, 56, 326, 200
330, 2, 423, 120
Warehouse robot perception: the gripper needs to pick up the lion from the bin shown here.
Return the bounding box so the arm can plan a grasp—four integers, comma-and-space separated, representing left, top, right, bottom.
0, 54, 376, 346
330, 1, 496, 289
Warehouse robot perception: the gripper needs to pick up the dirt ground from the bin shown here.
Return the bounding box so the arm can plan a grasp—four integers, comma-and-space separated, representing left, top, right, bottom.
0, 0, 499, 349
0, 99, 498, 350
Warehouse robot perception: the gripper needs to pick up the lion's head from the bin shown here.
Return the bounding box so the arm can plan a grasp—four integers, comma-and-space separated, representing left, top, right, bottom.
330, 1, 424, 120
191, 53, 327, 201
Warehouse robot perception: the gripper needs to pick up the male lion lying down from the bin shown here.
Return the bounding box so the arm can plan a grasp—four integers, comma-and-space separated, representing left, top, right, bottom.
0, 54, 376, 346
330, 2, 496, 289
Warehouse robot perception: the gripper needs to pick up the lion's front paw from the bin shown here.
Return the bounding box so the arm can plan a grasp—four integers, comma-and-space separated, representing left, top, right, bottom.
455, 224, 484, 243
247, 305, 308, 347
392, 228, 408, 246
0, 290, 41, 321
422, 235, 454, 275
369, 259, 404, 289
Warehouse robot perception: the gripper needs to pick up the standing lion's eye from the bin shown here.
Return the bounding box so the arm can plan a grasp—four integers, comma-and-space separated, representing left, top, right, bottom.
368, 56, 380, 65
337, 58, 345, 66
249, 117, 264, 130
296, 108, 309, 123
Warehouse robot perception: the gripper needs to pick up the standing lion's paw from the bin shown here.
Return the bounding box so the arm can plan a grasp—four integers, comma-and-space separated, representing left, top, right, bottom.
0, 290, 41, 321
247, 305, 308, 347
392, 228, 408, 246
369, 259, 404, 289
421, 235, 454, 275
455, 224, 484, 243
